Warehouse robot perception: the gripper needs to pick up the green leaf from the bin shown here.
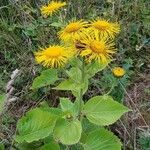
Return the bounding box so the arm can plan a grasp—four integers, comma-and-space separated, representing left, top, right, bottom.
15, 108, 58, 143
82, 118, 99, 134
60, 98, 79, 117
69, 144, 84, 150
42, 107, 63, 117
80, 118, 99, 144
40, 141, 60, 150
54, 119, 82, 145
82, 128, 122, 150
69, 57, 83, 68
39, 102, 63, 116
54, 79, 75, 91
60, 97, 74, 112
85, 61, 107, 78
81, 78, 89, 95
66, 67, 82, 83
16, 142, 40, 150
50, 22, 64, 27
0, 94, 6, 113
71, 79, 88, 98
83, 95, 129, 126
54, 79, 80, 97
54, 77, 88, 98
32, 69, 58, 89
0, 143, 4, 150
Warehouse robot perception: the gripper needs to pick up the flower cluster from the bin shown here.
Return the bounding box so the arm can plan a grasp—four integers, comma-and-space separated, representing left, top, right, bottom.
40, 1, 66, 17
35, 1, 120, 68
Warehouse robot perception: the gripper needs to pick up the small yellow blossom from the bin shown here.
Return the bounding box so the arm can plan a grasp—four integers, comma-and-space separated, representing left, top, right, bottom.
112, 67, 125, 77
35, 45, 72, 68
90, 19, 120, 38
40, 1, 66, 17
58, 20, 88, 41
79, 31, 116, 64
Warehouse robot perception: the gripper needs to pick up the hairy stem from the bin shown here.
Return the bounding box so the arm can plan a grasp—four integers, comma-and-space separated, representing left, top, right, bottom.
78, 60, 85, 120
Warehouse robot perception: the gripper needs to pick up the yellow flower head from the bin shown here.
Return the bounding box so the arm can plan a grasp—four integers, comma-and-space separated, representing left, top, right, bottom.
35, 45, 72, 68
58, 20, 88, 41
90, 19, 120, 38
79, 31, 116, 64
112, 67, 125, 77
40, 1, 66, 17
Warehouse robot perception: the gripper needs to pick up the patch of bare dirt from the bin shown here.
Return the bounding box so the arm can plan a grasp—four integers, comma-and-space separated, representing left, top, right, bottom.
113, 72, 150, 150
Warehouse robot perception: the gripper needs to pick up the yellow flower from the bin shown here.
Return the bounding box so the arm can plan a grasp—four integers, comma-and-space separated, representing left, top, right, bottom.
35, 45, 72, 68
79, 31, 116, 64
40, 1, 66, 17
58, 20, 88, 41
90, 19, 120, 38
112, 67, 125, 77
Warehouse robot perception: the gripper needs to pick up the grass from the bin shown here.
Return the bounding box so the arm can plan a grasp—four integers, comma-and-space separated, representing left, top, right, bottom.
0, 0, 150, 149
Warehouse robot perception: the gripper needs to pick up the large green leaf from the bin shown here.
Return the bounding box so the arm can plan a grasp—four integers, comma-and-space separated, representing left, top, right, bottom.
0, 143, 4, 150
66, 65, 89, 95
54, 119, 82, 145
83, 95, 129, 126
53, 79, 80, 97
85, 61, 107, 78
31, 69, 58, 89
54, 78, 88, 98
71, 78, 88, 98
39, 102, 63, 116
60, 97, 74, 112
15, 108, 58, 143
40, 141, 60, 150
82, 118, 99, 134
60, 98, 79, 117
16, 142, 40, 150
81, 128, 122, 150
0, 94, 5, 113
54, 79, 76, 91
69, 144, 84, 150
53, 64, 89, 97
69, 57, 83, 68
66, 67, 82, 83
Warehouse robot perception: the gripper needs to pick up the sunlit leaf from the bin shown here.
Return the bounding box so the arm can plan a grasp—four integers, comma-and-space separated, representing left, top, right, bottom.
31, 69, 58, 89
85, 61, 107, 78
82, 128, 122, 150
54, 119, 82, 145
83, 95, 130, 126
15, 108, 58, 143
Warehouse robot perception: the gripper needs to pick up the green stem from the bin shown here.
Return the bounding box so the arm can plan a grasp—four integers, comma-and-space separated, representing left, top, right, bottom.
78, 60, 85, 120
106, 83, 116, 95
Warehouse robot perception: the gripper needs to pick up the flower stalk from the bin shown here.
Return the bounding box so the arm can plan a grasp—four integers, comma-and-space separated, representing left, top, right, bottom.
78, 59, 85, 120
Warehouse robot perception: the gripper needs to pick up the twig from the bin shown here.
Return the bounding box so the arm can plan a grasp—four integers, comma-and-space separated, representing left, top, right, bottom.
119, 119, 131, 138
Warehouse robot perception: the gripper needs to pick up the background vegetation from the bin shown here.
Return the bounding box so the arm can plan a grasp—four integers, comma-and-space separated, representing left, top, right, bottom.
0, 0, 150, 149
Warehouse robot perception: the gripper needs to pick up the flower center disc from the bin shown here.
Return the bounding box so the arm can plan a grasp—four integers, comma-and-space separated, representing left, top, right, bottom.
90, 41, 106, 53
45, 48, 62, 58
65, 23, 81, 33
